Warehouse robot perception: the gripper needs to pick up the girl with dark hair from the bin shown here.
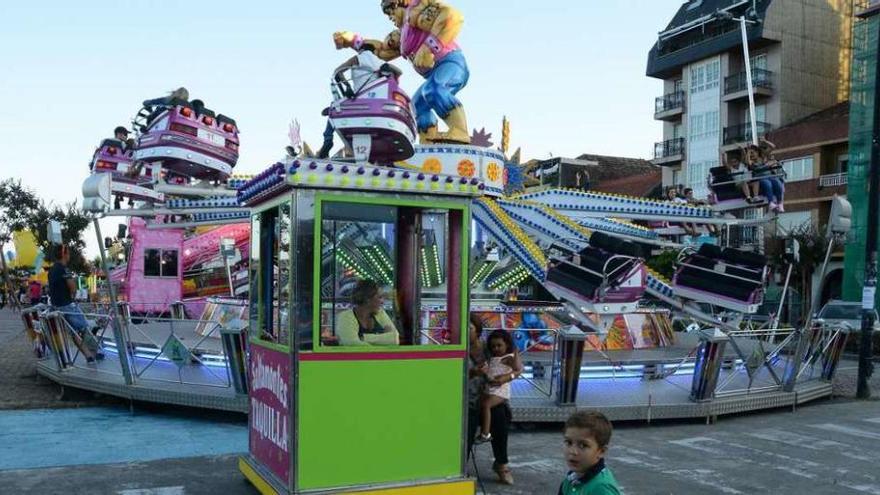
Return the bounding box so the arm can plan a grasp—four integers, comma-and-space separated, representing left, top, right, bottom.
477, 330, 516, 443
466, 317, 522, 485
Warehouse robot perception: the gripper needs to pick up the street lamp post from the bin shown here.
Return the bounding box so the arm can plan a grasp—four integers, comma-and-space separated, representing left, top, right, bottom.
856, 7, 880, 399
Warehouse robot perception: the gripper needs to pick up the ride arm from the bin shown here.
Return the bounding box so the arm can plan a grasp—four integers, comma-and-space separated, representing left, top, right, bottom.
333, 31, 401, 62
411, 0, 463, 70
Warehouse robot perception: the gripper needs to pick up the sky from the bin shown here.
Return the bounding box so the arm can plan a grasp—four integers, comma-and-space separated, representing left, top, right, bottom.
0, 0, 682, 258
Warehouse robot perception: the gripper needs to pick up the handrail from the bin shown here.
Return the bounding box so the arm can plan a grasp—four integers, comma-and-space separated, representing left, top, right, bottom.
677, 259, 766, 285
819, 173, 848, 188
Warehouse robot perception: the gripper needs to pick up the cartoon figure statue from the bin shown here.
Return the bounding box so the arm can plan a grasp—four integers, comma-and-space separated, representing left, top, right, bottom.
334, 0, 470, 145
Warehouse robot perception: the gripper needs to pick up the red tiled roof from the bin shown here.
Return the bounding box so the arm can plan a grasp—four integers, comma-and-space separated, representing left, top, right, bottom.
591, 170, 663, 198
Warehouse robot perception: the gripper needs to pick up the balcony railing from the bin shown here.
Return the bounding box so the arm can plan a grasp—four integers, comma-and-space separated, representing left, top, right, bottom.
655, 91, 685, 114
724, 68, 774, 95
654, 138, 685, 160
819, 172, 848, 188
723, 122, 773, 145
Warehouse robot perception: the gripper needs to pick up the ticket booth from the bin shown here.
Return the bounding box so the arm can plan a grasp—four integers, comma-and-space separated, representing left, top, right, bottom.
238, 162, 479, 494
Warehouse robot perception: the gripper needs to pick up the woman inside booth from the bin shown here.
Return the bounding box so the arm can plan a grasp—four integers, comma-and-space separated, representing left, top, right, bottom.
334, 279, 400, 346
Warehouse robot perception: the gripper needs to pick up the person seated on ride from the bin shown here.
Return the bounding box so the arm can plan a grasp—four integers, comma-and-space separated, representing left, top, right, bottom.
666, 187, 697, 238
723, 149, 757, 203
141, 87, 190, 126
142, 86, 189, 111
745, 142, 785, 213
114, 126, 129, 144
318, 46, 393, 159
683, 188, 717, 237
334, 279, 399, 346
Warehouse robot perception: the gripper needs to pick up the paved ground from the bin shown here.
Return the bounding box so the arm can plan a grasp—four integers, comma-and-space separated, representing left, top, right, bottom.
3, 399, 880, 494
5, 307, 880, 494
0, 307, 125, 410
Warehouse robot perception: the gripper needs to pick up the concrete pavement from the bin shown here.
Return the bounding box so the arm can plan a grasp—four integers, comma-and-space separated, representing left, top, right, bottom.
5, 306, 880, 493
3, 399, 880, 494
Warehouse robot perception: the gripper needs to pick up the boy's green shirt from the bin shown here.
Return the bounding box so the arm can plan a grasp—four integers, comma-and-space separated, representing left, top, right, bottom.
558, 467, 621, 495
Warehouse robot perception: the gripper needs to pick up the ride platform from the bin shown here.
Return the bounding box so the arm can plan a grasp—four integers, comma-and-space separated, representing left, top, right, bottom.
33, 330, 833, 423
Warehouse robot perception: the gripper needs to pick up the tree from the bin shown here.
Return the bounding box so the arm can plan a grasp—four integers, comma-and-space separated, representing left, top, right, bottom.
0, 178, 93, 276
646, 249, 678, 281
0, 179, 42, 303
27, 201, 93, 274
766, 221, 836, 322
0, 179, 41, 245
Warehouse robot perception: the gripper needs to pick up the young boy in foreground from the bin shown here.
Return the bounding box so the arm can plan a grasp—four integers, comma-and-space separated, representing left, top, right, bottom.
559, 410, 621, 495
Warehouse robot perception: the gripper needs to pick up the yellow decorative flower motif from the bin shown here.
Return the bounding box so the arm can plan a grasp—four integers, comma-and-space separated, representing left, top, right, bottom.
422, 158, 442, 174
486, 162, 500, 182
457, 159, 475, 177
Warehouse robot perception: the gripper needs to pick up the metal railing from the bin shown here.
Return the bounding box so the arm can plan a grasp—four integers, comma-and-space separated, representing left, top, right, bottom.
819, 172, 848, 188
654, 137, 686, 160
723, 122, 773, 145
724, 68, 774, 95
32, 302, 248, 393
655, 91, 685, 114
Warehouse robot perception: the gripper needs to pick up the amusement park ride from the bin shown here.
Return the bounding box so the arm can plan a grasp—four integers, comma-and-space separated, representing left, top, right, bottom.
18, 2, 853, 494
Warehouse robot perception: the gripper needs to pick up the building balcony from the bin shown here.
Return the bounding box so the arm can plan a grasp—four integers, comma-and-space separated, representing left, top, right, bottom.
779, 176, 848, 204
722, 68, 774, 102
818, 172, 848, 188
652, 138, 685, 166
722, 122, 773, 147
654, 91, 685, 121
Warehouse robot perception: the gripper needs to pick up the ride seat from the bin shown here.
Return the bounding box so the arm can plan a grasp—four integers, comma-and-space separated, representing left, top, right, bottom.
546, 259, 603, 298
217, 114, 237, 126
721, 248, 766, 268
709, 166, 741, 202
100, 138, 125, 149
192, 101, 215, 118
379, 63, 403, 79
676, 245, 764, 301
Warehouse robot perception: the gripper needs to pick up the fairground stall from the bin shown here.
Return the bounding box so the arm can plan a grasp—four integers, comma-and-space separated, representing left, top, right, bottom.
236, 160, 479, 494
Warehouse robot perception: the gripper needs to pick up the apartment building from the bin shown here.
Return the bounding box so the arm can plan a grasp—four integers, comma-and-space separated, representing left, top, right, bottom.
647, 0, 855, 200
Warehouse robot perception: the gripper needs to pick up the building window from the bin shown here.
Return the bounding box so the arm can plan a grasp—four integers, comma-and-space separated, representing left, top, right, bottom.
686, 161, 711, 198
837, 154, 849, 174
750, 53, 767, 71
742, 104, 767, 124
781, 156, 814, 182
689, 59, 720, 93
144, 248, 179, 278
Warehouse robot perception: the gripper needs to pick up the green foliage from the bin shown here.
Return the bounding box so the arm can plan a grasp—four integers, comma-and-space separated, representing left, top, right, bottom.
766, 221, 835, 320
0, 178, 92, 274
0, 179, 41, 243
646, 249, 678, 280
27, 201, 92, 274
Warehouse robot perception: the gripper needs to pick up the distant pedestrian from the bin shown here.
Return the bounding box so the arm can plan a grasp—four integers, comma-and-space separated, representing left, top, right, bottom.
28, 280, 41, 306
559, 410, 621, 495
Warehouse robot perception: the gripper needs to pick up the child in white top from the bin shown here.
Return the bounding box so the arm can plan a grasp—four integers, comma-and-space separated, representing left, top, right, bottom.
477, 330, 518, 443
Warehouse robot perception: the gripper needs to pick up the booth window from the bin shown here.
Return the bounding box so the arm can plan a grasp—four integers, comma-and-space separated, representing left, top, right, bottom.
250, 202, 291, 347
144, 249, 178, 278
317, 200, 464, 348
